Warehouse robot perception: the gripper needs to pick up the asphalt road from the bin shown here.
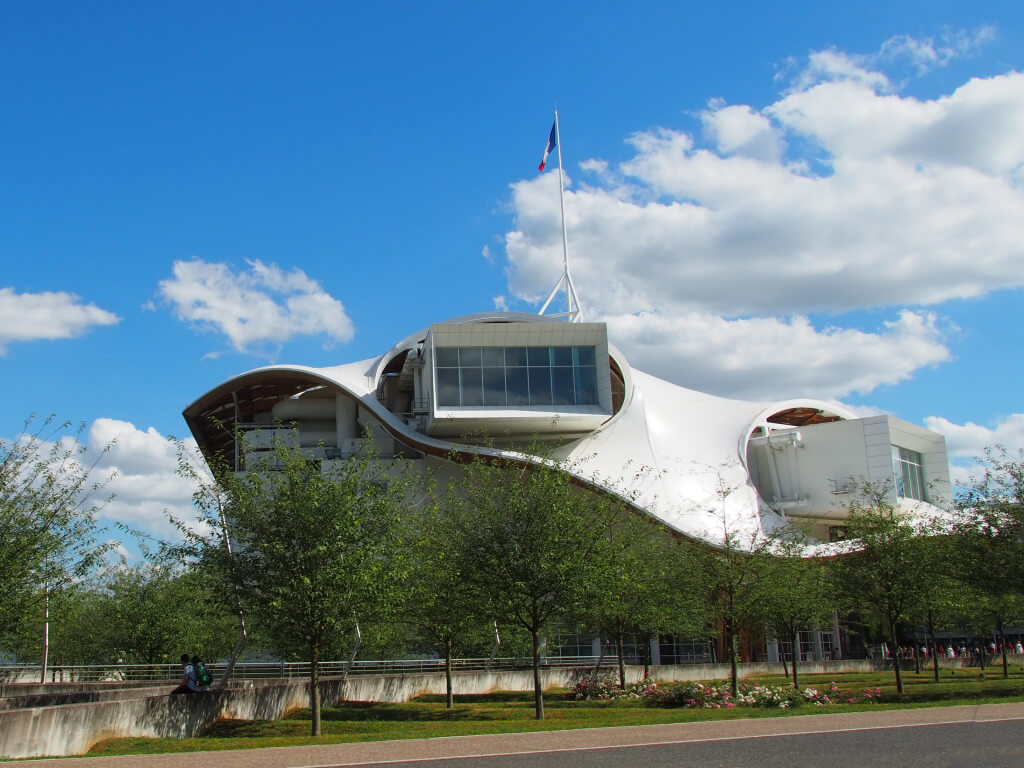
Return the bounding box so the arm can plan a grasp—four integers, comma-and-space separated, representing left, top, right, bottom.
335, 719, 1024, 768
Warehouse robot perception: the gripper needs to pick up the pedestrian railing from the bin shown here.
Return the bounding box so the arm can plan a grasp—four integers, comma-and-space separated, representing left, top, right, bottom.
2, 655, 641, 684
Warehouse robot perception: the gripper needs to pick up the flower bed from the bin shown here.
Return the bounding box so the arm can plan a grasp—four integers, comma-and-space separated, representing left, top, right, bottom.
572, 675, 883, 709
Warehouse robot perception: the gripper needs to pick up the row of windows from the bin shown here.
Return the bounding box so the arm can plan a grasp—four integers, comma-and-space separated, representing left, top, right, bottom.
435, 345, 600, 408
436, 345, 596, 368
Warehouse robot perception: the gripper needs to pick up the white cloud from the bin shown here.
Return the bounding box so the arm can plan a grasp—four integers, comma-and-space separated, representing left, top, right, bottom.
159, 259, 355, 355
879, 27, 996, 74
787, 48, 892, 93
3, 419, 202, 544
701, 102, 784, 162
607, 310, 949, 401
84, 419, 203, 541
503, 36, 1024, 400
770, 71, 1024, 176
923, 414, 1024, 462
0, 287, 119, 354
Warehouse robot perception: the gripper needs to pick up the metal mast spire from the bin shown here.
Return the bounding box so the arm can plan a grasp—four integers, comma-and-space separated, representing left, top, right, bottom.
538, 109, 583, 322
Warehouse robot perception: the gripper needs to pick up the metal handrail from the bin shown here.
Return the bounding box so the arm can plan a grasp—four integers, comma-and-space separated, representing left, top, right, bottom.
0, 655, 646, 684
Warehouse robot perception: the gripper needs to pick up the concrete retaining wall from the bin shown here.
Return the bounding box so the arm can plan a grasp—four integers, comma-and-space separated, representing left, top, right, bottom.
5, 656, 1022, 759
0, 668, 595, 759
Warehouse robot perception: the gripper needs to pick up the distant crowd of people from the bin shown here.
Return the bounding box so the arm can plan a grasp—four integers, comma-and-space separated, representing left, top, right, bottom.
877, 639, 1024, 660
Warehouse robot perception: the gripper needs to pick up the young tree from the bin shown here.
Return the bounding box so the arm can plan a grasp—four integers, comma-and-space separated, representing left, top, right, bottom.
0, 416, 113, 665
757, 531, 835, 690
6, 563, 237, 666
179, 431, 412, 736
582, 517, 704, 689
100, 564, 237, 665
688, 537, 766, 698
402, 501, 488, 708
5, 581, 108, 666
832, 482, 935, 694
954, 447, 1024, 678
680, 470, 768, 699
440, 449, 629, 720
903, 530, 966, 682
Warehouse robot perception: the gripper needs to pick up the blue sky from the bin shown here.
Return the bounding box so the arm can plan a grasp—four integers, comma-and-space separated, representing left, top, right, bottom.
2, 2, 1023, 544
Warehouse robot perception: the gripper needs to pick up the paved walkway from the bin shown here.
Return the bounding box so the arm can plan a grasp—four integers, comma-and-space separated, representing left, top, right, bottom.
5, 702, 1024, 768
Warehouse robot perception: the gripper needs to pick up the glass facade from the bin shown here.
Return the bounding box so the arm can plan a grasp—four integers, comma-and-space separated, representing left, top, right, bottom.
658, 636, 713, 664
435, 345, 599, 408
892, 445, 926, 501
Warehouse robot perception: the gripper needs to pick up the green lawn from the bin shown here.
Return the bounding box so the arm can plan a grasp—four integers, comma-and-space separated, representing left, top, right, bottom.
83, 668, 1024, 758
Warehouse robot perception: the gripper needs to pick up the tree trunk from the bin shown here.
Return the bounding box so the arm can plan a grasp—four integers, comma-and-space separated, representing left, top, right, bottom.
778, 631, 788, 679
928, 613, 939, 683
218, 607, 248, 692
998, 616, 1009, 680
890, 623, 905, 695
643, 635, 651, 680
310, 643, 322, 737
791, 629, 800, 690
728, 625, 739, 699
445, 637, 454, 709
531, 627, 545, 720
616, 628, 626, 690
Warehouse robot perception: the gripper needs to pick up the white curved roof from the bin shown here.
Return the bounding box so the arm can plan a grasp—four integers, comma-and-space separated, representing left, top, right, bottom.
184, 313, 862, 549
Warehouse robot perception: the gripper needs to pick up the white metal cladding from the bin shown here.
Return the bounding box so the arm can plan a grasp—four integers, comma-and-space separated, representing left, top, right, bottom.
183, 313, 951, 551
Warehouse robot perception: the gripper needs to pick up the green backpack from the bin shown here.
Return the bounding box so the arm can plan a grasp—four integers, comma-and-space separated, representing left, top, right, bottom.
194, 661, 213, 688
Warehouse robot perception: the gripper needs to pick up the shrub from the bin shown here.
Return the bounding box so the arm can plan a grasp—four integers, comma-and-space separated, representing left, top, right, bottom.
645, 680, 882, 709
572, 674, 663, 701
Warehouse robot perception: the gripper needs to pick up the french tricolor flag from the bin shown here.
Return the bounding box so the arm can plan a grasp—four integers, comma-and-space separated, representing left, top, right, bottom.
538, 122, 556, 172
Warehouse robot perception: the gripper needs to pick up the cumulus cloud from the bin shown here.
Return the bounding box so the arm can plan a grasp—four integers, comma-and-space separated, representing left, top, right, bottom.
701, 102, 784, 162
923, 414, 1024, 462
84, 419, 203, 541
3, 419, 202, 543
159, 259, 355, 355
503, 33, 1023, 400
0, 287, 119, 354
608, 310, 950, 401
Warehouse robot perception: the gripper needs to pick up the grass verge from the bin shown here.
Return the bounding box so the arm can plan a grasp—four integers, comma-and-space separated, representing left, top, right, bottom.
82, 668, 1024, 758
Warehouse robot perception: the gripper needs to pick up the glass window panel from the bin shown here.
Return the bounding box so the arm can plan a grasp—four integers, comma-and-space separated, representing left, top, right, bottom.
505, 347, 528, 366
575, 365, 598, 404
551, 346, 573, 366
435, 347, 459, 367
506, 367, 529, 406
528, 346, 551, 366
460, 367, 483, 406
905, 462, 921, 499
528, 367, 552, 405
892, 446, 925, 500
574, 346, 596, 366
892, 447, 905, 496
482, 367, 506, 406
436, 369, 461, 406
459, 347, 482, 366
482, 347, 505, 366
552, 367, 576, 405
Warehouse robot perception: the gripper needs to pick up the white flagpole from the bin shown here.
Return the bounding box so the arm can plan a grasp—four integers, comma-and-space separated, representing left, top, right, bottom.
555, 110, 570, 310
539, 108, 583, 322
